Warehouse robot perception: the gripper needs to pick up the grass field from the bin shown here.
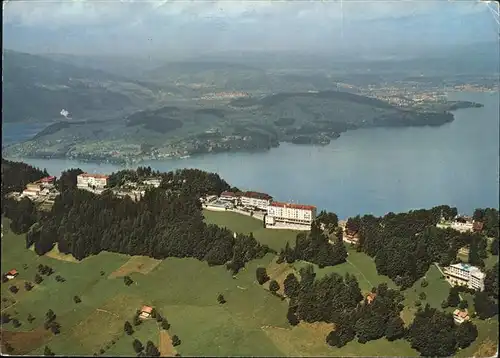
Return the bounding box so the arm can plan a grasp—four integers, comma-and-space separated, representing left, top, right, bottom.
291, 245, 397, 293
400, 264, 451, 324
203, 210, 300, 252
1, 215, 497, 357
458, 251, 498, 270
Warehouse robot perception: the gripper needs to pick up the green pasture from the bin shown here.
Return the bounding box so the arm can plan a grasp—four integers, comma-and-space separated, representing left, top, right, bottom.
203, 209, 301, 252
1, 216, 497, 357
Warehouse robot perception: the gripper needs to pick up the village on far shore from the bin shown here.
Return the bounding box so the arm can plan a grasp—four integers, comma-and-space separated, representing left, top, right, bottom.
4, 171, 492, 327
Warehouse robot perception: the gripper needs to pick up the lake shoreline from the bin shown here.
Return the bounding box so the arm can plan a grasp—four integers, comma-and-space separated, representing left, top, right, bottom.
2, 91, 498, 219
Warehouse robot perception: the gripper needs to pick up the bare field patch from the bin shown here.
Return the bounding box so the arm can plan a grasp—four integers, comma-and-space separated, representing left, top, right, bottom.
262, 259, 296, 296
69, 308, 124, 353
68, 294, 144, 353
0, 327, 51, 355
474, 339, 497, 357
108, 256, 162, 278
159, 330, 177, 357
29, 243, 80, 263
45, 245, 80, 263
298, 321, 336, 337
99, 294, 145, 317
261, 322, 334, 356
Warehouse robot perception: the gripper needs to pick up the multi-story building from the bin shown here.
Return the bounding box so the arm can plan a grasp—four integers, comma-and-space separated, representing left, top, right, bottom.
22, 183, 43, 198
220, 191, 240, 203
266, 202, 317, 227
143, 178, 162, 188
444, 263, 485, 291
240, 191, 272, 210
77, 173, 109, 190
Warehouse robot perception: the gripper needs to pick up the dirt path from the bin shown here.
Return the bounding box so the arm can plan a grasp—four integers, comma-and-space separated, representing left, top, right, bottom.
96, 308, 120, 318
346, 259, 374, 288
158, 329, 177, 357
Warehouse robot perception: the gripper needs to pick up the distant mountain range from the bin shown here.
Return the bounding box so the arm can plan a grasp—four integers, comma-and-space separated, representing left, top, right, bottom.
2, 50, 160, 123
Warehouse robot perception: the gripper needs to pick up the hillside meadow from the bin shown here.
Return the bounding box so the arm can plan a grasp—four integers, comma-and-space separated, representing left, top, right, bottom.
1, 214, 497, 356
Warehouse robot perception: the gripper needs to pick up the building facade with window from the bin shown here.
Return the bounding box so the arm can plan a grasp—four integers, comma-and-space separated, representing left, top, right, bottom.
266, 202, 317, 227
444, 263, 485, 291
240, 191, 272, 210
77, 173, 109, 190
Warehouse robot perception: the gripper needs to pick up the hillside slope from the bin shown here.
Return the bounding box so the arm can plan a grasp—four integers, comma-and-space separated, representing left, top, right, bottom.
2, 50, 159, 123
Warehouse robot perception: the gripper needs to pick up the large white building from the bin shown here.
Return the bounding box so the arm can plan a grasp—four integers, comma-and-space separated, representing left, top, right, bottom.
143, 178, 162, 188
77, 173, 109, 190
450, 219, 474, 233
240, 191, 272, 210
266, 202, 317, 227
444, 263, 485, 291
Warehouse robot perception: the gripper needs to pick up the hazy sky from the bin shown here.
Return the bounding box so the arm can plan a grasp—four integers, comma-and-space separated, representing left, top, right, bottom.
3, 0, 498, 57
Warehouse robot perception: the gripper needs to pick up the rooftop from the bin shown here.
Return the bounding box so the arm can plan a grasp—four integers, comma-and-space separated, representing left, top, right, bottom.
453, 309, 469, 319
7, 269, 18, 275
141, 305, 153, 314
366, 292, 377, 304
23, 188, 40, 193
450, 263, 484, 275
79, 173, 110, 179
270, 202, 316, 211
242, 191, 272, 200
39, 176, 56, 183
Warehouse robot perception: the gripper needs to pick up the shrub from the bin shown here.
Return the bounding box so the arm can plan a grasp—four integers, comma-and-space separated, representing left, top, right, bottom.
12, 318, 21, 328
172, 335, 181, 347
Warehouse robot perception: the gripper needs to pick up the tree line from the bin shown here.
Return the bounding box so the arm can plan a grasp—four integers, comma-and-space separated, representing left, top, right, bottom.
278, 219, 347, 268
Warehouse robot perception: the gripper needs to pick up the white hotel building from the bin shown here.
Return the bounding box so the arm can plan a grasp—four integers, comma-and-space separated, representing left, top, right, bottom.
444, 263, 485, 291
240, 191, 273, 210
265, 202, 317, 227
77, 173, 109, 190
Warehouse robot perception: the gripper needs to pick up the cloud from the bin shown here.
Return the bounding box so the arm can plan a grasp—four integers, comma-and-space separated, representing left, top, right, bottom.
4, 0, 489, 28
3, 0, 495, 56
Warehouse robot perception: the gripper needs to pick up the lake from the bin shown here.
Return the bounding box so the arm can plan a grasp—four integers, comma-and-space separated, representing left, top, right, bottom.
3, 91, 499, 219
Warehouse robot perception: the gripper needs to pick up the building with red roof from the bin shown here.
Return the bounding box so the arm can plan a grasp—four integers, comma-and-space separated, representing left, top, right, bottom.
266, 201, 317, 227
366, 292, 377, 304
6, 269, 18, 280
453, 309, 470, 324
39, 176, 56, 183
139, 305, 154, 319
